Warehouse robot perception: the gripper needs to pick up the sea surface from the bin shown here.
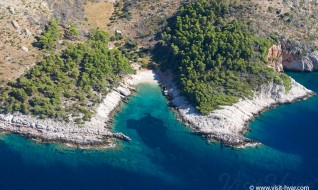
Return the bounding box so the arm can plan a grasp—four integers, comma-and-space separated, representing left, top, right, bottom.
0, 72, 317, 190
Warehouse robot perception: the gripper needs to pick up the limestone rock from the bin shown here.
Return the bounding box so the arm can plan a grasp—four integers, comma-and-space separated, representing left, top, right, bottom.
308, 51, 318, 70
11, 20, 20, 29
280, 39, 318, 71
0, 82, 134, 148
24, 28, 32, 36
21, 46, 29, 52
267, 45, 283, 72
157, 70, 315, 148
283, 51, 318, 71
8, 6, 15, 14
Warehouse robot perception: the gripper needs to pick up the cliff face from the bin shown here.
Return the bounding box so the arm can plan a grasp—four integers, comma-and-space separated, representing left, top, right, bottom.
282, 50, 318, 71
267, 45, 284, 72
158, 71, 315, 148
267, 43, 318, 72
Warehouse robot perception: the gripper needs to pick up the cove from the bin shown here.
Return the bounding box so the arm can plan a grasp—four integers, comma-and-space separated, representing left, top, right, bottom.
0, 74, 317, 189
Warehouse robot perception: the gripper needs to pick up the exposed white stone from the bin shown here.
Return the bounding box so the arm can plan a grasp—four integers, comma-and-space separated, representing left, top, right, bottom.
8, 6, 15, 14
11, 20, 20, 29
21, 46, 29, 52
116, 30, 122, 35
24, 28, 32, 36
157, 71, 315, 148
0, 71, 155, 148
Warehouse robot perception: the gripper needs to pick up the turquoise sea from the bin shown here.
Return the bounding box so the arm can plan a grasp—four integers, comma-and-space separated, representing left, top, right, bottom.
0, 72, 317, 190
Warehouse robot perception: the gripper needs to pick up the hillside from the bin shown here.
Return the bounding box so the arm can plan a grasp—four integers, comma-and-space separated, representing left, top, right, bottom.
0, 0, 50, 82
0, 21, 133, 123
2, 0, 318, 85
0, 0, 317, 145
154, 0, 292, 114
237, 0, 318, 48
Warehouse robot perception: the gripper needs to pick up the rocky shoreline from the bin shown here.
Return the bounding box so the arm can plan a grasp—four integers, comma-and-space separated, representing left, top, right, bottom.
0, 78, 138, 149
0, 70, 158, 149
0, 68, 314, 149
268, 41, 318, 72
156, 70, 315, 148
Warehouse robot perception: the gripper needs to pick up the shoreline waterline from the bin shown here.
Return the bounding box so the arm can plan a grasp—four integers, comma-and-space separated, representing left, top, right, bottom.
0, 69, 314, 149
155, 70, 315, 148
0, 80, 316, 190
0, 70, 158, 149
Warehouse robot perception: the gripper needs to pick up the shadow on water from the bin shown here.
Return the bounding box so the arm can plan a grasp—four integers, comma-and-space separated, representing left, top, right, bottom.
1, 81, 318, 190
127, 113, 171, 152
126, 113, 231, 190
0, 135, 177, 190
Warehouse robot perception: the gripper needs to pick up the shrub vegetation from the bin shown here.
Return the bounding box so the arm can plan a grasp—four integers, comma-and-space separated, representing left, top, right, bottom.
154, 0, 291, 115
0, 28, 133, 122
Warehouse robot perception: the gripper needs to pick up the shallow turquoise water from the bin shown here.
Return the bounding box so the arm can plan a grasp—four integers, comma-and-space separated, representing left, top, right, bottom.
0, 73, 317, 189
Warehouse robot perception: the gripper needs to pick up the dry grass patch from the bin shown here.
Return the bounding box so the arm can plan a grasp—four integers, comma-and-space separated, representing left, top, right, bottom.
83, 1, 114, 32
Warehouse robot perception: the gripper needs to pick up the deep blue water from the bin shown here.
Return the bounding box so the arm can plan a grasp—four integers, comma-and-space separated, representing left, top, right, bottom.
0, 72, 317, 190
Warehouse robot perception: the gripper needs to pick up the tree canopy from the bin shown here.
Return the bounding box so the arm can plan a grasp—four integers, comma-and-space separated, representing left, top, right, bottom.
154, 0, 291, 114
0, 29, 133, 123
38, 19, 62, 50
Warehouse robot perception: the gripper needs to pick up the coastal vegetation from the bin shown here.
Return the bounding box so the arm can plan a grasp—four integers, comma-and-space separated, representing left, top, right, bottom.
154, 0, 291, 115
0, 23, 133, 123
37, 19, 62, 50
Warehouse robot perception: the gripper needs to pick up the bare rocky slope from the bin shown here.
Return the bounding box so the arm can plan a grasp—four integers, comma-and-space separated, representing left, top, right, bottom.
0, 0, 115, 83
0, 0, 50, 82
232, 0, 318, 71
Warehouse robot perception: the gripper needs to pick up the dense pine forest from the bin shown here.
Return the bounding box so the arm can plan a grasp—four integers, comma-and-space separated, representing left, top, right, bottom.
0, 21, 133, 123
155, 0, 291, 114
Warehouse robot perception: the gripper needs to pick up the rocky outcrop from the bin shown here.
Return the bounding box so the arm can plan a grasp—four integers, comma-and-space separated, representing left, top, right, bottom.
267, 45, 283, 72
280, 40, 318, 71
267, 41, 318, 72
158, 71, 315, 148
283, 50, 318, 71
0, 83, 134, 148
46, 0, 85, 23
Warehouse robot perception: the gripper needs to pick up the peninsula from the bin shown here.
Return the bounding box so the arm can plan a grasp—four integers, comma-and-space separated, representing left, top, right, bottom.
0, 0, 316, 148
153, 0, 315, 147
